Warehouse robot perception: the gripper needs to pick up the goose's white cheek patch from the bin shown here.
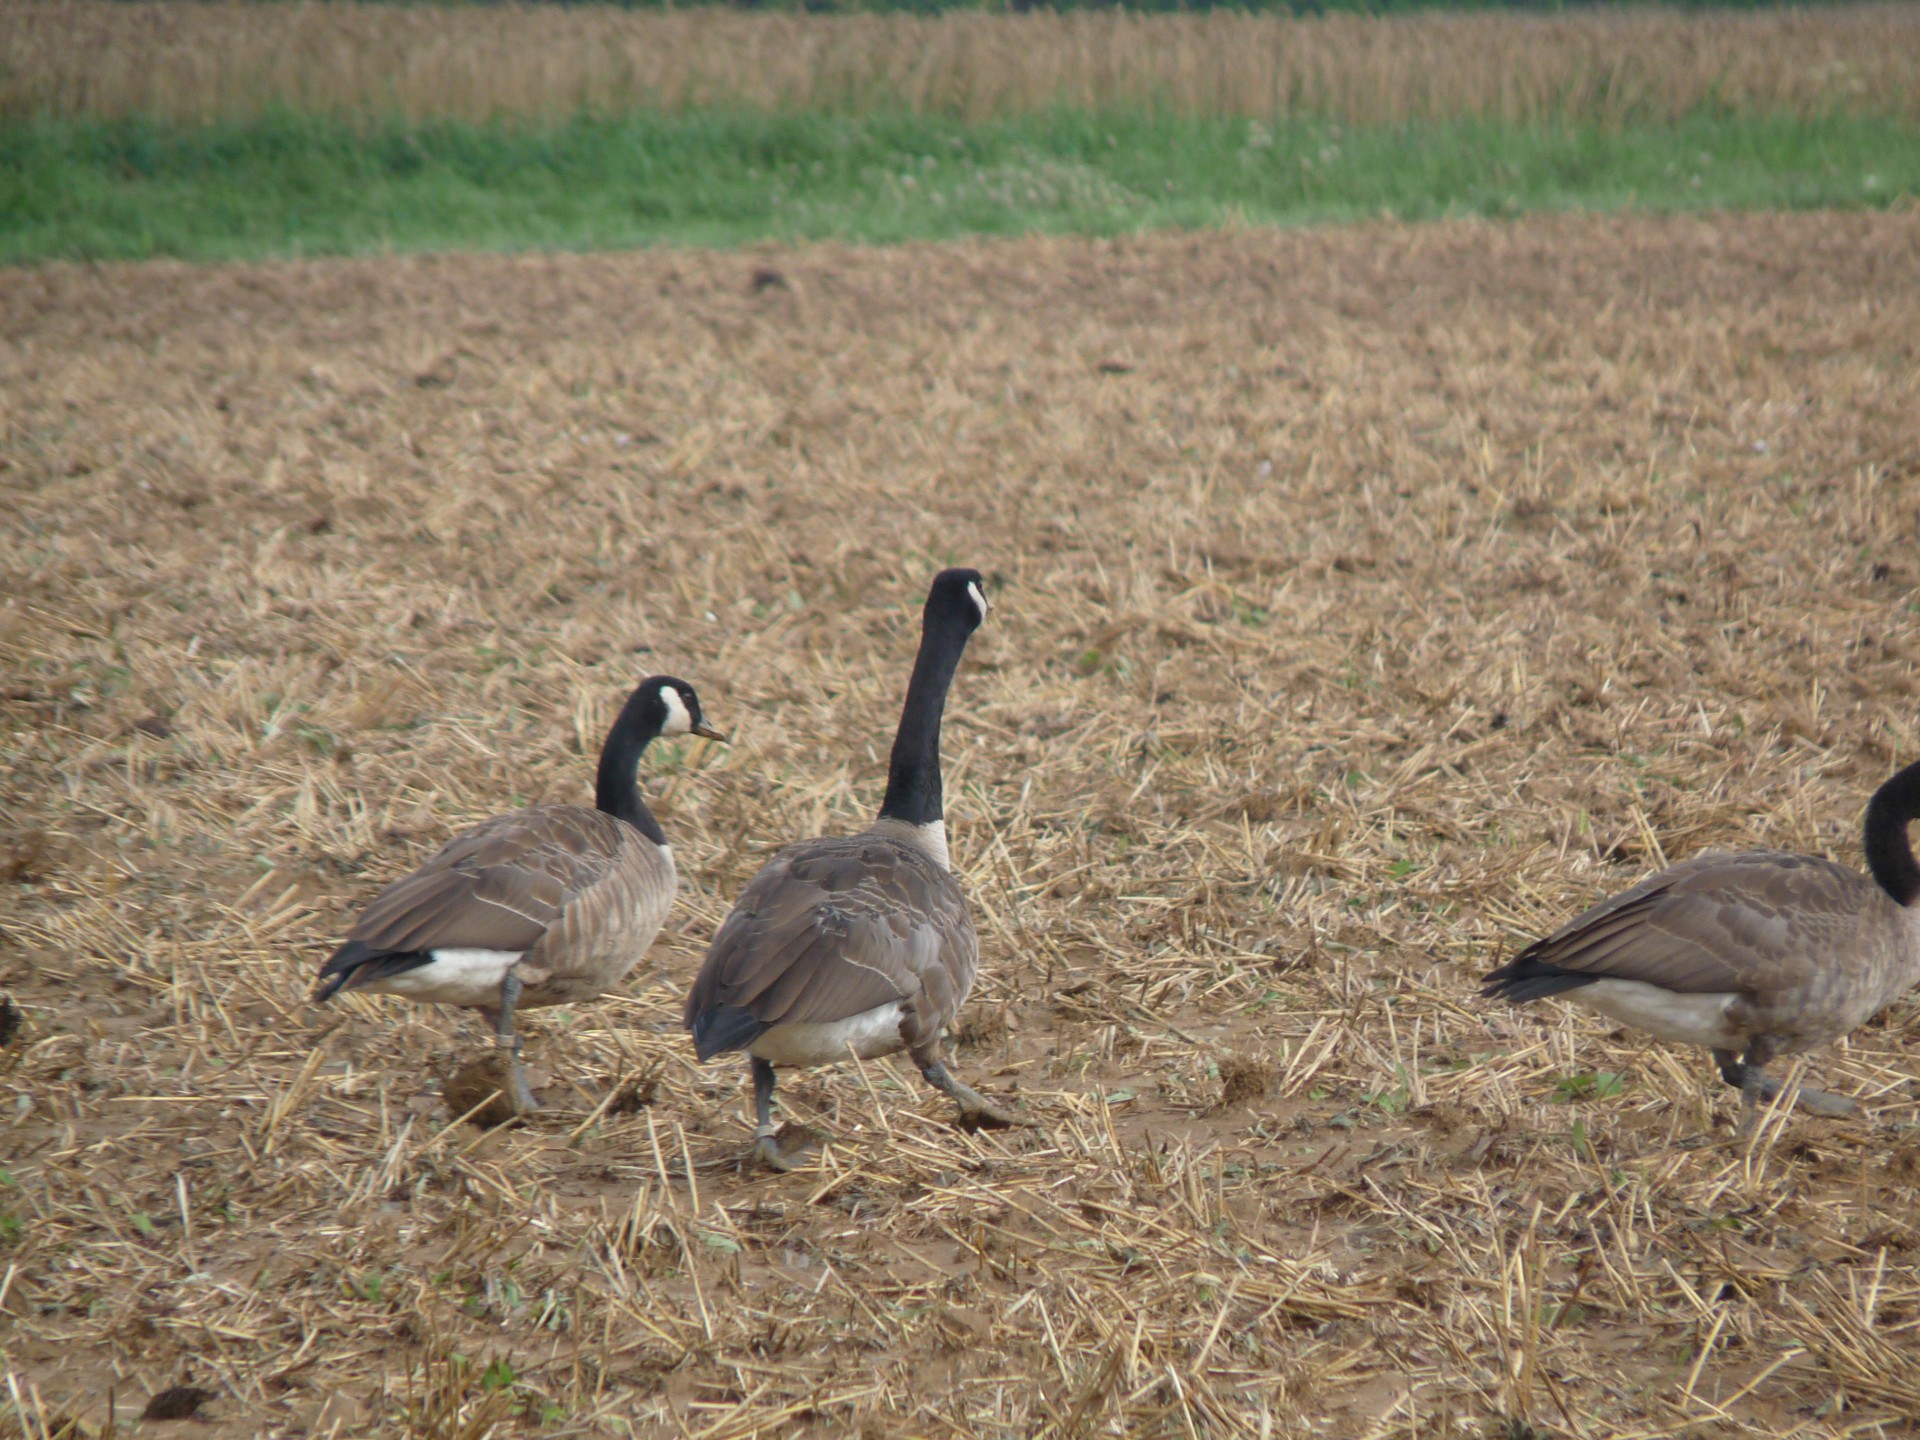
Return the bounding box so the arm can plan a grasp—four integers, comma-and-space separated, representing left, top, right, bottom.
966, 581, 988, 622
659, 687, 693, 736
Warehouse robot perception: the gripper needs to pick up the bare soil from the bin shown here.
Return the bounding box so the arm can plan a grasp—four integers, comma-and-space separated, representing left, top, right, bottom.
4, 211, 1920, 1439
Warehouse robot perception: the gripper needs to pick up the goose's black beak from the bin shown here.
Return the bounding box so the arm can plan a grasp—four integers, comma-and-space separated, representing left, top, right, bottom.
693, 722, 729, 743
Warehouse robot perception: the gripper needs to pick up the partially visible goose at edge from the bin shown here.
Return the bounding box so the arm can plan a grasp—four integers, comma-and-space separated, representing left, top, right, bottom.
315, 675, 726, 1116
684, 568, 1019, 1170
1483, 757, 1920, 1130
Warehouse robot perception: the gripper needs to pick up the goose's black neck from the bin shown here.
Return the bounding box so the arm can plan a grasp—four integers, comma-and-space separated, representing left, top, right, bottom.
877, 608, 975, 828
596, 698, 667, 846
1863, 758, 1920, 906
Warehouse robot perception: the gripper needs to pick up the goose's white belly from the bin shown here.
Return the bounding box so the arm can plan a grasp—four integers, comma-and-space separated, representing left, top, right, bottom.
1571, 979, 1743, 1049
750, 1002, 908, 1067
365, 949, 523, 1008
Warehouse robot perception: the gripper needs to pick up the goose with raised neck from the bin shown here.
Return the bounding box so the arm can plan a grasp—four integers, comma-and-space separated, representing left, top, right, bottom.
683, 568, 1016, 1170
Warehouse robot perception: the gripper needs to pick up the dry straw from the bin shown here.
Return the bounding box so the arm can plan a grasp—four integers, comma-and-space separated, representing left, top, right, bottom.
4, 209, 1920, 1434
3, 1, 1919, 124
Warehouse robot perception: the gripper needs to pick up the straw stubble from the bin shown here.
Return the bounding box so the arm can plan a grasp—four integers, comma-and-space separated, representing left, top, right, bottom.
2, 209, 1919, 1435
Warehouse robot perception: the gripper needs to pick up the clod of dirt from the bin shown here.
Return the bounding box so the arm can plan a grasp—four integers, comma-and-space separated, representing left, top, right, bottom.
1882, 1143, 1920, 1183
142, 1386, 214, 1421
608, 1069, 660, 1114
1236, 791, 1290, 823
769, 1121, 828, 1158
414, 354, 460, 388
0, 997, 20, 1048
441, 1056, 525, 1128
2, 830, 50, 883
132, 713, 174, 739
952, 1003, 1012, 1049
750, 266, 789, 293
935, 1306, 993, 1348
1506, 496, 1556, 528
1214, 1055, 1274, 1111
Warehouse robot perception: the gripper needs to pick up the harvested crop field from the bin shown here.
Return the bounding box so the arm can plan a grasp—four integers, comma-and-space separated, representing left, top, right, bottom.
15, 2, 1920, 125
5, 209, 1920, 1438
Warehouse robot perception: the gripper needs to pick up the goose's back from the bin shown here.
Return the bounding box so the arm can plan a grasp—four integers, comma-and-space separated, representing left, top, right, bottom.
686, 830, 977, 1052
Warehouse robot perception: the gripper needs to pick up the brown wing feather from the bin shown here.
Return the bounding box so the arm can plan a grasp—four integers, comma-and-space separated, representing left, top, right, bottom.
1520, 851, 1884, 994
687, 832, 977, 1038
348, 806, 637, 957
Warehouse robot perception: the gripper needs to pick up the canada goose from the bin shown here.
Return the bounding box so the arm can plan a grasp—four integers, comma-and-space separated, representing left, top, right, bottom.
315, 675, 725, 1115
684, 568, 1016, 1169
1483, 758, 1920, 1128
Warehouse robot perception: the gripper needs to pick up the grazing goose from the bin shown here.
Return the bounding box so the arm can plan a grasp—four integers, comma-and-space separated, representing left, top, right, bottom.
1483, 758, 1920, 1129
315, 676, 725, 1115
684, 568, 1016, 1170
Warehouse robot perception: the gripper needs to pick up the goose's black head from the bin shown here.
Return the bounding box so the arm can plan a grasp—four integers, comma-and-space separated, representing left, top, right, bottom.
597, 676, 725, 839
925, 567, 990, 635
627, 675, 728, 743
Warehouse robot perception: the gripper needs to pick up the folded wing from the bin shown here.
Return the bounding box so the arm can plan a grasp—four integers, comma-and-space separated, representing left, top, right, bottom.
316, 808, 637, 995
686, 833, 976, 1060
1485, 851, 1876, 1000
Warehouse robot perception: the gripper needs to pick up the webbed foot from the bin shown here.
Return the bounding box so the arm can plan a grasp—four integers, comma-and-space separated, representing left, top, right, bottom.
1788, 1087, 1861, 1117
751, 1123, 825, 1172
1728, 1060, 1860, 1134
499, 1057, 541, 1116
1751, 1074, 1859, 1118
920, 1059, 1024, 1131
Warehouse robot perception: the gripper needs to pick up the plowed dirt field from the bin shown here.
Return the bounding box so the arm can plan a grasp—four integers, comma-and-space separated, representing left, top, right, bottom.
5, 211, 1920, 1438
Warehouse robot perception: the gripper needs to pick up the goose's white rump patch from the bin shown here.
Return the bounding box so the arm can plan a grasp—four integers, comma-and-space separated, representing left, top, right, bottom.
750, 1002, 908, 1067
1571, 979, 1743, 1049
365, 948, 523, 1007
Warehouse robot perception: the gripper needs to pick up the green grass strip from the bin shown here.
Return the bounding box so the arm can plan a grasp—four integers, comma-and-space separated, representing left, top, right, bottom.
3, 109, 1914, 264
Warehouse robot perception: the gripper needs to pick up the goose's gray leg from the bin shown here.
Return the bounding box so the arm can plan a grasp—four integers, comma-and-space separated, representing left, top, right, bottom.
1713, 1048, 1750, 1120
1716, 1047, 1772, 1136
913, 1046, 1022, 1131
749, 1057, 811, 1171
480, 972, 539, 1116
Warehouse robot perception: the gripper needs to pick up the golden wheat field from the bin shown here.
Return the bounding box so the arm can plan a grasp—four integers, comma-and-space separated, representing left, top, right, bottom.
4, 208, 1920, 1439
6, 0, 1920, 124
